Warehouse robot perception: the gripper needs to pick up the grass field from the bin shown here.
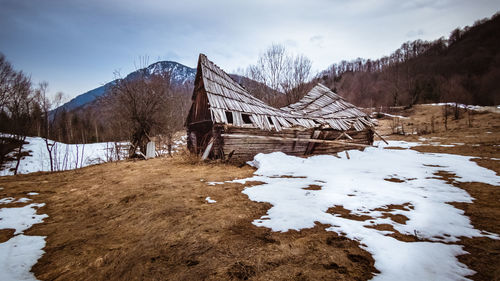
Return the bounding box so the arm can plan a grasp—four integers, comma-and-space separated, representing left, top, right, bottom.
0, 104, 499, 280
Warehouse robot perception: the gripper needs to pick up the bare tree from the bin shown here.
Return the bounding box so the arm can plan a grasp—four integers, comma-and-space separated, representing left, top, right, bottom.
0, 53, 16, 169
0, 54, 15, 112
5, 71, 34, 174
248, 44, 287, 92
104, 68, 188, 158
281, 54, 312, 104
247, 44, 312, 105
34, 82, 63, 171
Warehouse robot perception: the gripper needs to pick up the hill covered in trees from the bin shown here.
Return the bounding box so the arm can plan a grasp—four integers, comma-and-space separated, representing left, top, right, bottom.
314, 12, 500, 107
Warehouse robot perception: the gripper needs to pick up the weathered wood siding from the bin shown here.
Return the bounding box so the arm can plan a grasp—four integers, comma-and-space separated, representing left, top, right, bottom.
214, 125, 374, 162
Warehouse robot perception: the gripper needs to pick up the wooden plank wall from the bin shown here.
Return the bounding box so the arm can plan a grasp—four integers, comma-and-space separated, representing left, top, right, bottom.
311, 129, 373, 155
216, 125, 373, 162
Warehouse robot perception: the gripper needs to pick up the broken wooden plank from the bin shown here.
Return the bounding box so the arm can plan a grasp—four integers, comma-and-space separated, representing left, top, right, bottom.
373, 130, 389, 145
221, 134, 372, 148
201, 137, 214, 160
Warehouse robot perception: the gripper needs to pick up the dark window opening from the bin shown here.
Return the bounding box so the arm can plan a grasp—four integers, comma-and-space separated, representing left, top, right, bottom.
242, 114, 252, 124
225, 111, 233, 123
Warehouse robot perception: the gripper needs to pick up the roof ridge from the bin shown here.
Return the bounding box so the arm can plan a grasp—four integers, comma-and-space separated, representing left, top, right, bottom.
199, 54, 264, 104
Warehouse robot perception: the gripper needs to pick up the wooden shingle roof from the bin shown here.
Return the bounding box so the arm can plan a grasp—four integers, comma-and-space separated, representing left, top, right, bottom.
198, 54, 317, 131
195, 55, 372, 132
281, 83, 374, 131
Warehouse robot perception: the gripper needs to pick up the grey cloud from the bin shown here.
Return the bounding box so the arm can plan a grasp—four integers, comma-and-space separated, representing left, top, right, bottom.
406, 29, 425, 38
1, 0, 499, 98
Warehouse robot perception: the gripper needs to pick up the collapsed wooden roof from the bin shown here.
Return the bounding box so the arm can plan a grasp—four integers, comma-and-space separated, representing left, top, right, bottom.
194, 54, 373, 132
197, 54, 316, 131
281, 83, 374, 131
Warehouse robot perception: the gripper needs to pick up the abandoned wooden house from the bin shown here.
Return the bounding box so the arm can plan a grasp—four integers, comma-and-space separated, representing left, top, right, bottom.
186, 54, 375, 161
280, 83, 375, 155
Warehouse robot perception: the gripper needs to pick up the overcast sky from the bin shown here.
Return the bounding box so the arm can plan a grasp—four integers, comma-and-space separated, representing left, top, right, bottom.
1, 0, 499, 100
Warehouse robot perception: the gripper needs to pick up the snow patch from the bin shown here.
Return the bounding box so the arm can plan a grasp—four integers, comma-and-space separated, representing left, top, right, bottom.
205, 197, 216, 203
27, 193, 39, 196
0, 203, 47, 234
372, 112, 409, 119
0, 202, 47, 281
428, 103, 486, 111
232, 142, 499, 280
0, 197, 15, 204
0, 234, 46, 281
207, 182, 224, 186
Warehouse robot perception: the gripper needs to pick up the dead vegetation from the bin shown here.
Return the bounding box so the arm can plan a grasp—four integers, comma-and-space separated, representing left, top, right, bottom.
0, 104, 498, 280
0, 158, 377, 280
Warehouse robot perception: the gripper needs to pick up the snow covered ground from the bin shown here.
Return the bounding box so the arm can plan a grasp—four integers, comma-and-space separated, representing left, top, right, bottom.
220, 141, 499, 281
428, 102, 500, 113
0, 193, 47, 281
156, 135, 187, 156
1, 135, 188, 176
1, 136, 128, 176
371, 112, 409, 119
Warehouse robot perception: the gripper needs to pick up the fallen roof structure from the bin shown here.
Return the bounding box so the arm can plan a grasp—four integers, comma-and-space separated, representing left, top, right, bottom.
186, 54, 375, 162
281, 83, 374, 131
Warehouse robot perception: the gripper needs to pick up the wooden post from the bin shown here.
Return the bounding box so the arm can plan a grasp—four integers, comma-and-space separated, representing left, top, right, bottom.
373, 130, 389, 145
201, 138, 214, 160
305, 130, 321, 155
146, 141, 156, 159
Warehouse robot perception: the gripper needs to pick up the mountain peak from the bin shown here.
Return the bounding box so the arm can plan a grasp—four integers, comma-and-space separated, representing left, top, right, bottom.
57, 60, 196, 112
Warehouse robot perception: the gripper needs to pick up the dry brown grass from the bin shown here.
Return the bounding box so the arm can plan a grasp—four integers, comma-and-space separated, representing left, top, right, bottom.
0, 157, 376, 280
0, 104, 499, 280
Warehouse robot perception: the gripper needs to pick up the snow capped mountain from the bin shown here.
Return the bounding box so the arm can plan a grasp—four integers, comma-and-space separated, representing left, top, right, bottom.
126, 61, 196, 85
58, 61, 196, 112
145, 61, 196, 84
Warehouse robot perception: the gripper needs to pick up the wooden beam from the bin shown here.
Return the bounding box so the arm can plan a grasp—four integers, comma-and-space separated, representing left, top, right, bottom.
221, 133, 372, 148
201, 137, 214, 160
305, 130, 321, 155
373, 130, 389, 145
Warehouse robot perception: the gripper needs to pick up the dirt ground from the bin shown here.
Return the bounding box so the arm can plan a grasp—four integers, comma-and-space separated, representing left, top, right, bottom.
0, 104, 499, 280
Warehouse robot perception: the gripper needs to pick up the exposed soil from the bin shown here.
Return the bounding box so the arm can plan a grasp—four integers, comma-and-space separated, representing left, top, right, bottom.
0, 104, 498, 280
0, 228, 15, 243
303, 184, 322, 191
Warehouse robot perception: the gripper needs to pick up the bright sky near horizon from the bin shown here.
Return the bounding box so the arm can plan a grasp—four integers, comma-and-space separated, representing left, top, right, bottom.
1, 0, 499, 100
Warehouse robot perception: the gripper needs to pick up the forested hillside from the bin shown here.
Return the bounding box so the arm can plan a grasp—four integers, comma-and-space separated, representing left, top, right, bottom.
314, 12, 500, 107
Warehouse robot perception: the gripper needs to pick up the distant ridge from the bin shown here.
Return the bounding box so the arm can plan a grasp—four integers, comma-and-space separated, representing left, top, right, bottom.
57, 61, 196, 112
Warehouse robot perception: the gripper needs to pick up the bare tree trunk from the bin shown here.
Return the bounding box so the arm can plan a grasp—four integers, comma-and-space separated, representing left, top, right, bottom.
94, 121, 99, 143
75, 144, 79, 169
13, 135, 26, 175
167, 133, 173, 157
80, 143, 85, 168
44, 138, 54, 172
443, 105, 448, 131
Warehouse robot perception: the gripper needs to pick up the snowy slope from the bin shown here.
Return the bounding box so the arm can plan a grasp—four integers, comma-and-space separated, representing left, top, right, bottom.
0, 137, 127, 176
